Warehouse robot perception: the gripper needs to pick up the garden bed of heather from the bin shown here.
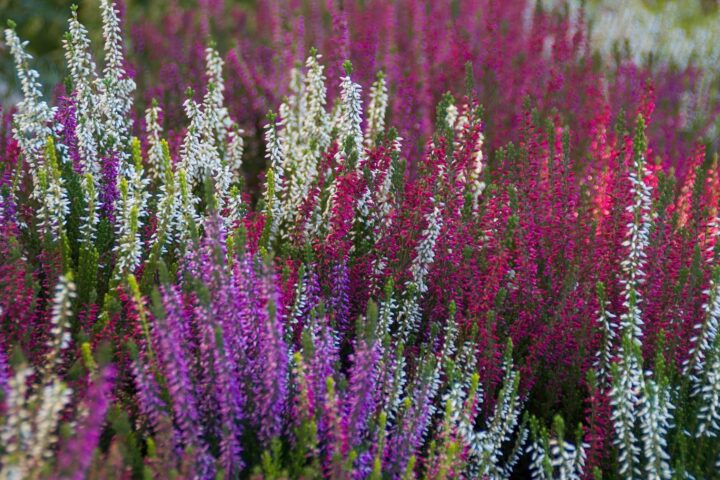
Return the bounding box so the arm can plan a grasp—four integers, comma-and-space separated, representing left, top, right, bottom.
2, 1, 720, 479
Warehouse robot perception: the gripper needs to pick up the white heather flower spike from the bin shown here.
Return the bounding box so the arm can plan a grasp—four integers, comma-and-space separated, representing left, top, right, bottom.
399, 202, 443, 341
640, 376, 674, 480
145, 100, 165, 182
610, 338, 644, 479
100, 0, 126, 77
304, 52, 331, 152
4, 25, 55, 181
264, 117, 285, 242
365, 71, 388, 147
38, 138, 70, 241
442, 347, 525, 478
607, 118, 672, 480
619, 127, 653, 346
180, 95, 205, 184
227, 127, 245, 181
697, 348, 720, 438
114, 140, 149, 278
695, 276, 720, 440
338, 61, 364, 163
203, 45, 232, 142
276, 68, 304, 220
64, 6, 101, 176
460, 106, 486, 209
170, 168, 196, 253
685, 267, 720, 393
287, 53, 327, 220
594, 293, 617, 391
271, 53, 331, 241
114, 178, 143, 277
99, 0, 136, 170
80, 173, 99, 244
0, 366, 73, 479
0, 366, 33, 462
528, 427, 588, 480
176, 45, 242, 214
150, 141, 176, 253
46, 273, 76, 370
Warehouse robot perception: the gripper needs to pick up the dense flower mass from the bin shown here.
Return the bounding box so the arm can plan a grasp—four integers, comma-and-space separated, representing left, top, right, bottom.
1, 1, 720, 479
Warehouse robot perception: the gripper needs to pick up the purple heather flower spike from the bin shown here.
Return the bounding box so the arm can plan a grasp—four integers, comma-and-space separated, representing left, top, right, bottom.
53, 366, 116, 479
99, 151, 120, 223
0, 343, 8, 401
343, 334, 381, 451
329, 258, 351, 336
155, 285, 209, 461
53, 95, 83, 174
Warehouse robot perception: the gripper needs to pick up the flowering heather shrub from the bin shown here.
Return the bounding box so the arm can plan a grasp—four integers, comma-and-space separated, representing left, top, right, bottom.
2, 1, 720, 479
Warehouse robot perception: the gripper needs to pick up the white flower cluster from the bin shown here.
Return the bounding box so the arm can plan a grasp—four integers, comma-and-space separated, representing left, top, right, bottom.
697, 352, 720, 438
610, 338, 644, 478
0, 275, 76, 478
398, 202, 443, 342
270, 53, 331, 241
594, 293, 617, 390
337, 65, 364, 161
686, 269, 720, 389
619, 150, 653, 345
607, 124, 673, 480
145, 100, 165, 182
64, 6, 101, 176
98, 0, 136, 173
45, 273, 76, 369
529, 424, 588, 480
264, 54, 391, 246
440, 345, 525, 478
639, 375, 674, 480
179, 47, 243, 210
113, 140, 150, 278
3, 26, 55, 176
35, 139, 70, 240
365, 72, 388, 148
4, 26, 66, 239
0, 368, 72, 479
691, 262, 720, 438
454, 102, 486, 208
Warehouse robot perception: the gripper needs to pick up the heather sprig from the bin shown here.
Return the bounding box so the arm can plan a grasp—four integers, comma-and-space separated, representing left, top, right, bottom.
3, 23, 55, 180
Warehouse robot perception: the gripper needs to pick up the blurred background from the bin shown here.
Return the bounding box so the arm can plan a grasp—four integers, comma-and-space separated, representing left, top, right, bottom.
2, 0, 719, 101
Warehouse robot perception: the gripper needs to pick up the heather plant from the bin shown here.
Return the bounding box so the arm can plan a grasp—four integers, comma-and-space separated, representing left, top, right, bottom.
3, 1, 720, 479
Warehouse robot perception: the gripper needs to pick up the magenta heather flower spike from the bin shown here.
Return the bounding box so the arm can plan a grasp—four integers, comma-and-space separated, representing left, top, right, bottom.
326, 0, 350, 100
